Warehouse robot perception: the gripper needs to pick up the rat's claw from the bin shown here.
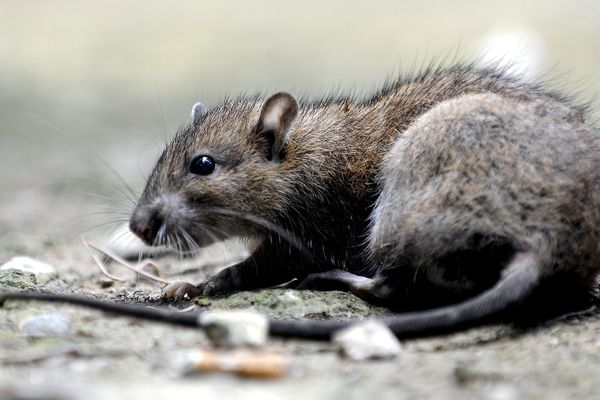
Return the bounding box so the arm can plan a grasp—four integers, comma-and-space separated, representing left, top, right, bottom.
164, 282, 203, 301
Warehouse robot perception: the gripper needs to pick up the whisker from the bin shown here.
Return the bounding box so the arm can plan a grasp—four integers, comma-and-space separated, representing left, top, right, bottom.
75, 210, 131, 219
167, 227, 201, 256
80, 192, 120, 202
154, 223, 167, 247
29, 115, 140, 204
81, 219, 129, 232
173, 232, 184, 255
179, 228, 202, 254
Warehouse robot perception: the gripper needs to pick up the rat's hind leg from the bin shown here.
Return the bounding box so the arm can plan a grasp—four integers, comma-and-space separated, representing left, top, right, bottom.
291, 269, 379, 301
290, 268, 421, 306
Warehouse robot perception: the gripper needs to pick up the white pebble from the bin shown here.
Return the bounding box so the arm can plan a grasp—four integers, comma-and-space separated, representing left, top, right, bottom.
19, 313, 72, 336
1, 256, 56, 275
333, 320, 402, 360
198, 310, 268, 348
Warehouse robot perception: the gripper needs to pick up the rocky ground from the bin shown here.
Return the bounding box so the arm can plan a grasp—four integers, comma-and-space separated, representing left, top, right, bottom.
2, 237, 600, 400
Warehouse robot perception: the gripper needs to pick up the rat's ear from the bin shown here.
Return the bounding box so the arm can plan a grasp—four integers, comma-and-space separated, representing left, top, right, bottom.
255, 92, 299, 161
191, 102, 208, 126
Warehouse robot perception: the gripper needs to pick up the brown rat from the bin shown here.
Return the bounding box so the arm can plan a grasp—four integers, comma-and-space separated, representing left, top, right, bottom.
129, 63, 600, 335
3, 65, 600, 339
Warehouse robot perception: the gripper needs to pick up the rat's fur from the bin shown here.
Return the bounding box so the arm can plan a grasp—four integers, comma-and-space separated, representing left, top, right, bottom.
15, 64, 598, 340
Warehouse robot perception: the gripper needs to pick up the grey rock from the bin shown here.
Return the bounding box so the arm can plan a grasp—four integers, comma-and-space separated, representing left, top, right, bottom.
19, 313, 72, 337
333, 320, 402, 360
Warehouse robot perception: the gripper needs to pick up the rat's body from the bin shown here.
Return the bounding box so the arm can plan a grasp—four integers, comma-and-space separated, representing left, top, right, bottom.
4, 65, 599, 340
132, 65, 600, 312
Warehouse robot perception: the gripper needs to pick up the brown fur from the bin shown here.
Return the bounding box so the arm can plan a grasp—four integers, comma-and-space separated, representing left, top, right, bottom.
130, 64, 600, 313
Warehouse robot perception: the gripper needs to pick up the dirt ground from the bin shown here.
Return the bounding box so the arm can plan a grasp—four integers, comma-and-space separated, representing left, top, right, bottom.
2, 248, 600, 400
2, 1, 600, 399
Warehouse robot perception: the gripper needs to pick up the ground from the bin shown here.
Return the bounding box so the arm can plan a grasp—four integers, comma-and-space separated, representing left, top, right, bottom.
1, 245, 600, 400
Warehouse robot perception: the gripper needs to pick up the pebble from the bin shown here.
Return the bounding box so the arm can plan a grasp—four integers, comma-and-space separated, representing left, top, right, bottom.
333, 320, 402, 360
1, 256, 57, 275
19, 313, 72, 336
197, 310, 268, 347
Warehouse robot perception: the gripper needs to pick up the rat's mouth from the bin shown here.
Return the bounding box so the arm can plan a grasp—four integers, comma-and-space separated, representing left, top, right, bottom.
129, 215, 224, 254
129, 208, 163, 246
129, 196, 305, 257
129, 192, 193, 247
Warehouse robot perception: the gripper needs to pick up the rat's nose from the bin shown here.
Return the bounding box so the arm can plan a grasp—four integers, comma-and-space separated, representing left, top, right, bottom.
129, 208, 164, 246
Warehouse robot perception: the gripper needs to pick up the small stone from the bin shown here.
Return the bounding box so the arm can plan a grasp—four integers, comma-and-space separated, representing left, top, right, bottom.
198, 310, 268, 347
19, 313, 72, 337
99, 278, 115, 288
1, 256, 56, 275
333, 320, 402, 360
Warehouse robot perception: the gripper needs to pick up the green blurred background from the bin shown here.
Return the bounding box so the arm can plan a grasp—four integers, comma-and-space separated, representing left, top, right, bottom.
1, 0, 599, 251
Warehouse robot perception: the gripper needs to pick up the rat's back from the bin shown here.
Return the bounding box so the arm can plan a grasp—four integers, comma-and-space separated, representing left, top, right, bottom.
368, 92, 600, 307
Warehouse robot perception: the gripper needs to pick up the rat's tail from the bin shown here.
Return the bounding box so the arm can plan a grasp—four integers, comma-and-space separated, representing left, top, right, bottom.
0, 252, 541, 341
268, 251, 542, 339
0, 291, 200, 327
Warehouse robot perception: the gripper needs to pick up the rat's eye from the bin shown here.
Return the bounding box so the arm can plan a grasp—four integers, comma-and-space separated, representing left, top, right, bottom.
190, 155, 216, 175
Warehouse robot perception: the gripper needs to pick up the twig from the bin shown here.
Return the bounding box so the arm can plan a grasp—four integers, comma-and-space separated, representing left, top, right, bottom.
81, 236, 173, 285
81, 236, 126, 282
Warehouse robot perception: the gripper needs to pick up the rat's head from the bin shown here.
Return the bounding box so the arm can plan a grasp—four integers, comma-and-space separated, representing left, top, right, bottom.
129, 92, 299, 250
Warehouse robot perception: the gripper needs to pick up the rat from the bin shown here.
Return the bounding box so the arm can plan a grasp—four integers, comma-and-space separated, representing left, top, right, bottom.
3, 64, 600, 340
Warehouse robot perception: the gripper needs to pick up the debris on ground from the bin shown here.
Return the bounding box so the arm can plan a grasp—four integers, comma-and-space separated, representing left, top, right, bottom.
333, 320, 402, 360
198, 310, 269, 347
172, 349, 289, 378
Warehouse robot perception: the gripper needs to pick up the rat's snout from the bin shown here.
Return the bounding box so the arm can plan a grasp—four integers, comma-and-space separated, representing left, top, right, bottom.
129, 206, 165, 246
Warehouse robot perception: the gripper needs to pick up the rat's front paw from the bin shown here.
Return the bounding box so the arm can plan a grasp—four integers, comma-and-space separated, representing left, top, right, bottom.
163, 281, 204, 301
163, 275, 228, 301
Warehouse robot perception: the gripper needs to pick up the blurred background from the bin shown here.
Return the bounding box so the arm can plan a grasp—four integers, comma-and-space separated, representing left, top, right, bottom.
1, 0, 600, 255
